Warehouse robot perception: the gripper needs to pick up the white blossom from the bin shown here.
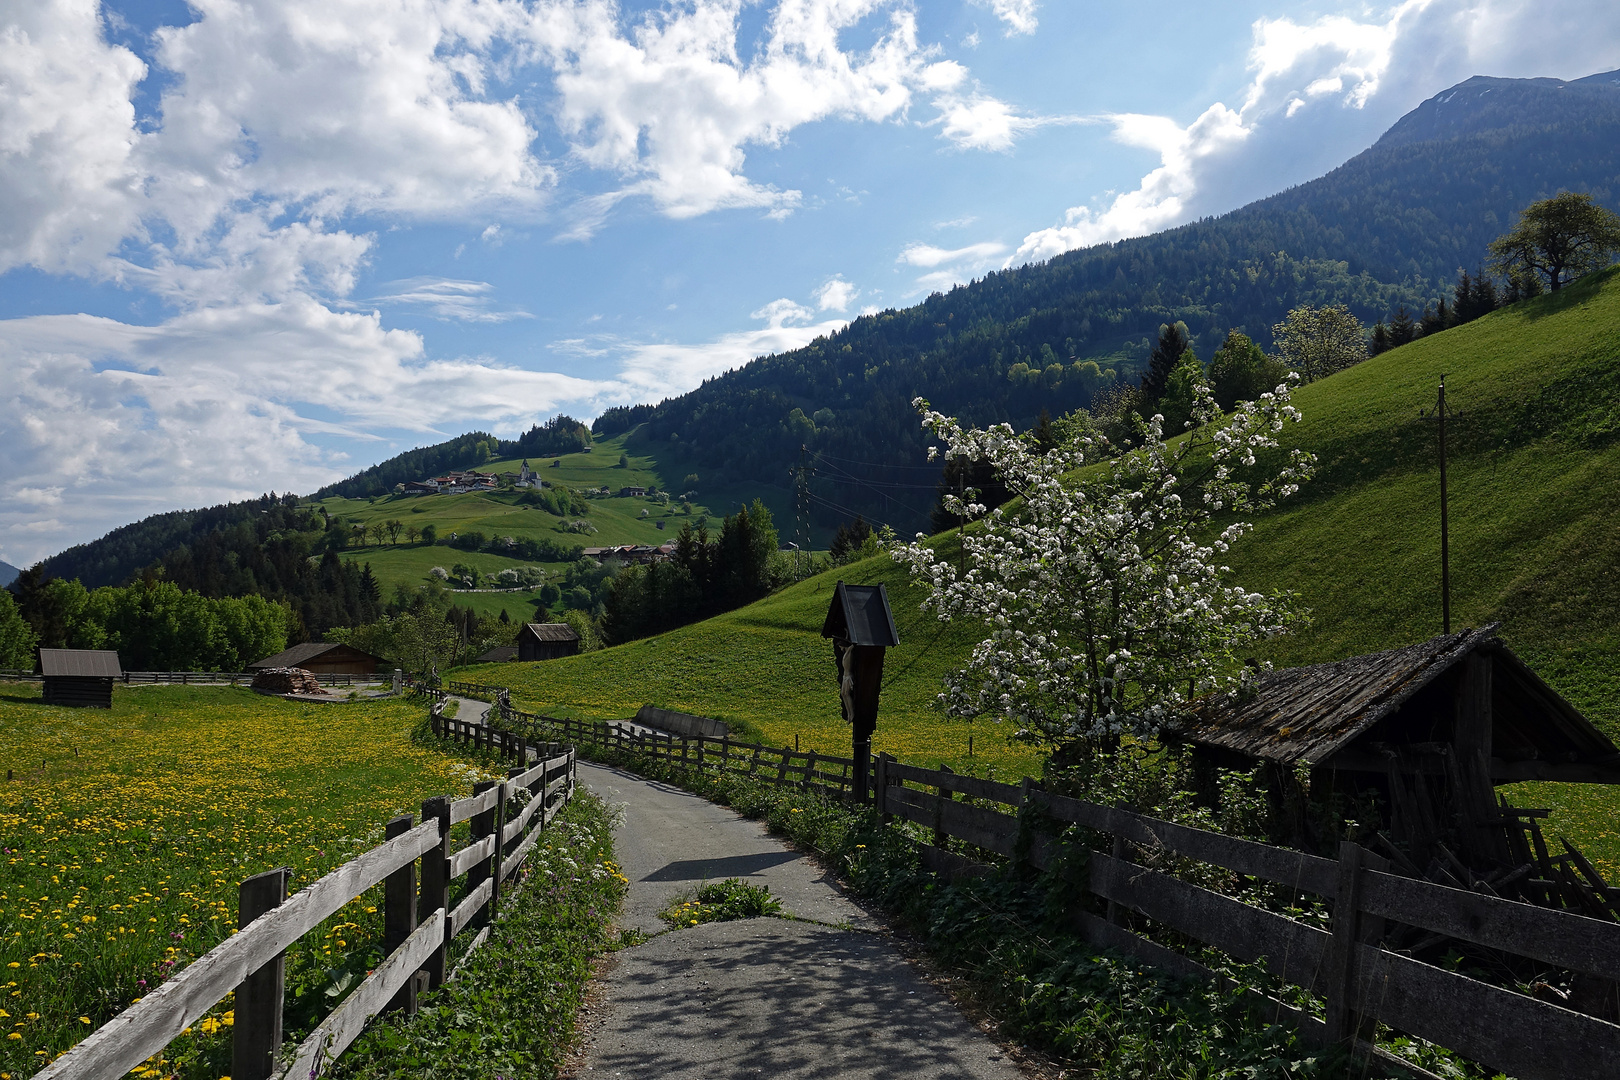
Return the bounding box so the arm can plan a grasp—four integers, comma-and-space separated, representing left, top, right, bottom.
888, 379, 1315, 748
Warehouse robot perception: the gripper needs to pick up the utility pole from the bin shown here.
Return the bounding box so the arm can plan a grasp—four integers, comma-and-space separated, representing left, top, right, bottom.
1437, 375, 1451, 635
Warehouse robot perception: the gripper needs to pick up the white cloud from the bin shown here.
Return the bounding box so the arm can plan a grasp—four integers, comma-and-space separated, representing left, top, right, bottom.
364, 278, 530, 322
750, 297, 816, 327
813, 276, 859, 311
972, 0, 1038, 37
899, 241, 1007, 267
898, 240, 1008, 294
0, 0, 146, 277
1015, 0, 1620, 263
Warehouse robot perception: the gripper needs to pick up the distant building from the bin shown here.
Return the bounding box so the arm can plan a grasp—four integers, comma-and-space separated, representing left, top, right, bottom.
515, 459, 541, 489
618, 486, 647, 498
517, 623, 580, 662
474, 645, 518, 664
403, 481, 439, 496
250, 642, 387, 675
40, 649, 121, 708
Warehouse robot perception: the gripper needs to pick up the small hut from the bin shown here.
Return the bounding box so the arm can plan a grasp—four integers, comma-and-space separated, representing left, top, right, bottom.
250, 643, 387, 676
1180, 625, 1620, 880
517, 623, 580, 662
474, 645, 518, 664
40, 649, 122, 708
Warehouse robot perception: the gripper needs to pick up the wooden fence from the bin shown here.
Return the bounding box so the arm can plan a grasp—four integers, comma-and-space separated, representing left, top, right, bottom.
37, 699, 577, 1080
0, 669, 387, 686
477, 699, 1620, 1080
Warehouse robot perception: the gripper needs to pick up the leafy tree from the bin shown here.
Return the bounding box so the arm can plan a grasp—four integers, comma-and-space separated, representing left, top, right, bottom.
1156, 348, 1206, 434
420, 524, 438, 546
1140, 321, 1191, 403
1209, 330, 1299, 410
829, 516, 873, 564
0, 589, 38, 669
406, 524, 420, 546
1272, 303, 1368, 382
890, 385, 1314, 753
1489, 192, 1620, 292
385, 519, 402, 546
930, 456, 1012, 534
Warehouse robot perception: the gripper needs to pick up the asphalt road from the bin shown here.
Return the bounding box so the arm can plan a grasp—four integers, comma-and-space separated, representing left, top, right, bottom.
574, 760, 1022, 1079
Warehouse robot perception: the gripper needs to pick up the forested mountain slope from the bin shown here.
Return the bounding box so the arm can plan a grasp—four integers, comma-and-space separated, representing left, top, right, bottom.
620, 69, 1620, 534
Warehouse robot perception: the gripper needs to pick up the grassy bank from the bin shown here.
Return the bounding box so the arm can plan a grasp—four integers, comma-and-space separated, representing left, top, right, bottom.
0, 684, 501, 1077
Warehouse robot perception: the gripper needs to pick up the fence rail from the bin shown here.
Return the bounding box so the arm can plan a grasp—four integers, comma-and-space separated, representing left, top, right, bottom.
470, 692, 1620, 1080
2, 669, 390, 685
39, 697, 576, 1080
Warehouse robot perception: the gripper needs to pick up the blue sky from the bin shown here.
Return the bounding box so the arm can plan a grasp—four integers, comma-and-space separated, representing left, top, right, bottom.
1, 0, 1616, 566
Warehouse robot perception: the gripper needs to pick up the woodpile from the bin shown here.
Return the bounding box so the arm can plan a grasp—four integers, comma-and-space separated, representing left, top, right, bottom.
251, 667, 328, 695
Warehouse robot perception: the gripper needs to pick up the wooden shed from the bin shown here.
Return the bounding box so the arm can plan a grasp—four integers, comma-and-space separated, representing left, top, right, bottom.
40, 649, 122, 708
249, 642, 387, 676
517, 623, 580, 662
1179, 625, 1620, 877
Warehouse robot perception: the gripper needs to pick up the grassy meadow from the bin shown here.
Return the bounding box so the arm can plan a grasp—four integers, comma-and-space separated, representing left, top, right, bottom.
467, 268, 1620, 871
316, 430, 800, 622
0, 684, 499, 1078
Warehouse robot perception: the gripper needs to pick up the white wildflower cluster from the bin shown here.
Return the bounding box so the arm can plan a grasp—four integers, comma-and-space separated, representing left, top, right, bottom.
890, 379, 1315, 748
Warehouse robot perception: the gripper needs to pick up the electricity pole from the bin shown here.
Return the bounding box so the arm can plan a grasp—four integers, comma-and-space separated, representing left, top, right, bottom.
1437, 375, 1451, 635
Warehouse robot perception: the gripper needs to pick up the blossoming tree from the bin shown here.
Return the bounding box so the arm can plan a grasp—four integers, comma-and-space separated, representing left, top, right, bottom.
889, 380, 1315, 752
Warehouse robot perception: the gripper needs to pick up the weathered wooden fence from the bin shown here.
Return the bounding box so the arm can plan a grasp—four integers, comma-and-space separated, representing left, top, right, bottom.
472, 697, 1620, 1080
36, 700, 576, 1080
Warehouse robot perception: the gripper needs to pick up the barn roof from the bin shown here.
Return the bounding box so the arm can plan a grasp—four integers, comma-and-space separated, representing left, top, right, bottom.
38, 649, 122, 678
249, 642, 388, 670
1179, 625, 1616, 767
522, 623, 579, 642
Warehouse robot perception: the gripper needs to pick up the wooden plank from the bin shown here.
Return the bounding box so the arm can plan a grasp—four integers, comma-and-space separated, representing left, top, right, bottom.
449, 878, 493, 939
1036, 791, 1340, 896
1090, 851, 1331, 994
382, 815, 417, 1017
1352, 942, 1620, 1080
276, 910, 445, 1080
232, 868, 289, 1080
887, 761, 1025, 805
449, 783, 502, 825
887, 785, 1018, 857
449, 835, 496, 880
503, 790, 546, 843
501, 826, 541, 883
417, 796, 450, 990
33, 819, 441, 1080
1358, 868, 1620, 979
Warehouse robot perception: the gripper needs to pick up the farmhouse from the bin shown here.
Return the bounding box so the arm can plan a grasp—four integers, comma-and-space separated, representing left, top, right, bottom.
517, 623, 580, 662
1181, 624, 1620, 875
250, 642, 389, 676
618, 486, 647, 497
39, 649, 121, 708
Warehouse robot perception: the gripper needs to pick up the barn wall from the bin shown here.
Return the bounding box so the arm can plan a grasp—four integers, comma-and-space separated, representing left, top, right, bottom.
42, 677, 113, 709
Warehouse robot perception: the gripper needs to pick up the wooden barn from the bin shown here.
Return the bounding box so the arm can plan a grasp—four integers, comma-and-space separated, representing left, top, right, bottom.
473, 645, 518, 664
249, 642, 387, 676
517, 623, 580, 662
40, 649, 122, 708
1180, 625, 1620, 888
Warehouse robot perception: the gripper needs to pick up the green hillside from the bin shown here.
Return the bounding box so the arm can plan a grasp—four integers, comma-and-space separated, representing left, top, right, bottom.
322, 431, 799, 621
466, 269, 1620, 863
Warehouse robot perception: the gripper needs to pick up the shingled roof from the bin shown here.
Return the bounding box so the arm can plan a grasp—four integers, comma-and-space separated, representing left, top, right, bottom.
249, 642, 388, 670
1178, 625, 1617, 768
523, 623, 579, 642
39, 649, 122, 678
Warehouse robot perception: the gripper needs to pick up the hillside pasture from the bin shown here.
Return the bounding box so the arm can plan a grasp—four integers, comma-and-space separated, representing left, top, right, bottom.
0, 684, 496, 1077
473, 271, 1620, 874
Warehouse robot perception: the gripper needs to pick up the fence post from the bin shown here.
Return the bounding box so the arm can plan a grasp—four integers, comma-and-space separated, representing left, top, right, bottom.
419, 795, 452, 989
802, 751, 818, 793
777, 748, 791, 786
469, 781, 498, 932
232, 865, 291, 1080
876, 753, 891, 821
1324, 840, 1388, 1043
383, 814, 418, 1016
934, 764, 954, 848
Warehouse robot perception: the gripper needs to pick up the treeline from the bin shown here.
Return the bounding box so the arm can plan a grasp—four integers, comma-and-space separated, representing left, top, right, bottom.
3, 575, 288, 671
314, 416, 594, 501
601, 501, 782, 644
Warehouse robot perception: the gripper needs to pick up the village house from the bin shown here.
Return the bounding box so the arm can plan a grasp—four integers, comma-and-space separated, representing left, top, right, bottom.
618, 485, 647, 497
516, 622, 581, 661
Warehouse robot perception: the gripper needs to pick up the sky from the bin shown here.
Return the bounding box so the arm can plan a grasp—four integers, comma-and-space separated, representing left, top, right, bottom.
1, 0, 1617, 568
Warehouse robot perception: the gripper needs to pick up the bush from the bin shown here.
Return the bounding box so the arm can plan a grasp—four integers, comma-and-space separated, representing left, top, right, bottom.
659, 879, 782, 927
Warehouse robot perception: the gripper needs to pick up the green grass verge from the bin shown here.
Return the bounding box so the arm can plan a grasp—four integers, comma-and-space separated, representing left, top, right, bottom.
332, 788, 626, 1080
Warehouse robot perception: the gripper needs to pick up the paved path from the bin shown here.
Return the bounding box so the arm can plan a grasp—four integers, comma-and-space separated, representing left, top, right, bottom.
575, 760, 1021, 1079
447, 695, 492, 724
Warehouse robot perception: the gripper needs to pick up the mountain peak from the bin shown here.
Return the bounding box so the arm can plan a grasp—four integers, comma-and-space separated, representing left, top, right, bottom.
1375, 68, 1620, 149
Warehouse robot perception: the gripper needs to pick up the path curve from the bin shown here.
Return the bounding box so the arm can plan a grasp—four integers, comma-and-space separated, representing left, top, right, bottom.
575, 760, 1021, 1079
